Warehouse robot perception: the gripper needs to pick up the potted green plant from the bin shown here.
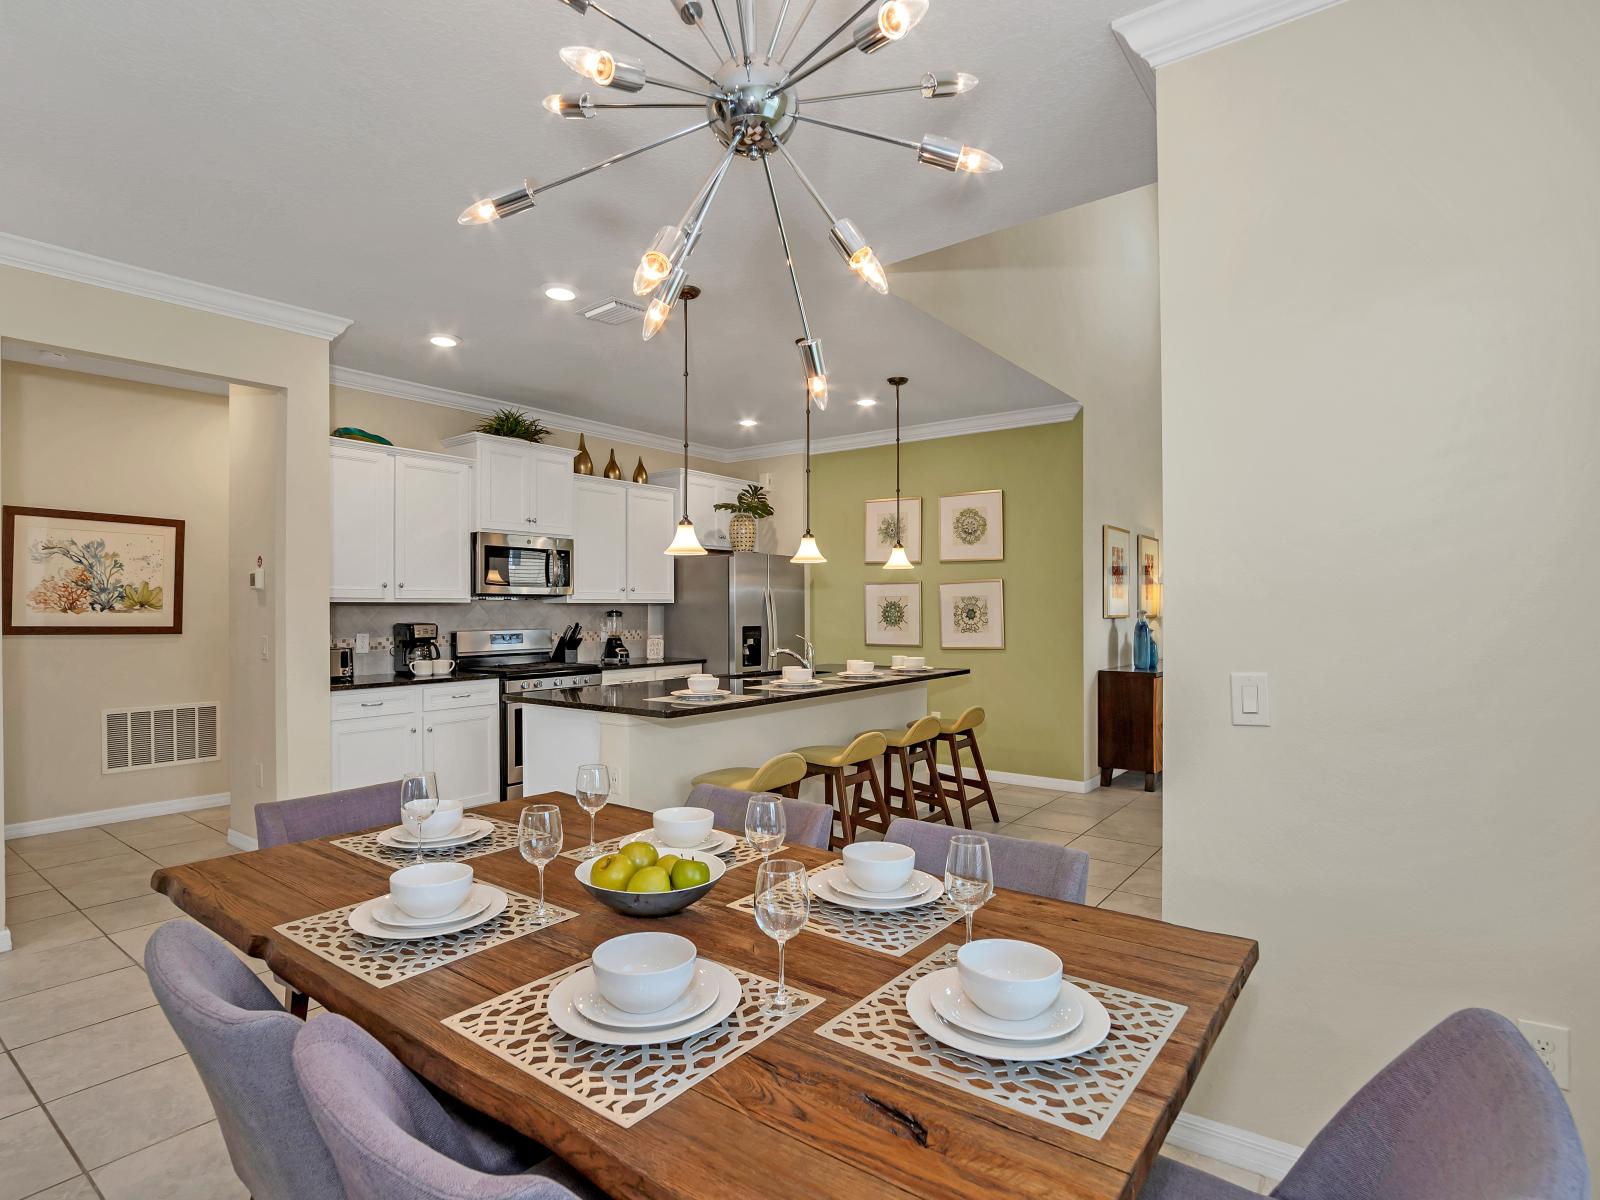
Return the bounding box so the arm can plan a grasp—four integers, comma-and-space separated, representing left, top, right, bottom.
475, 408, 552, 443
714, 484, 775, 552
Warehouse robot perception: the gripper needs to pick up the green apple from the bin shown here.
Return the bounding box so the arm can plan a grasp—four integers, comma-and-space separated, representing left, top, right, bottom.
657, 854, 681, 877
591, 854, 636, 892
620, 841, 659, 870
670, 858, 712, 890
626, 865, 672, 893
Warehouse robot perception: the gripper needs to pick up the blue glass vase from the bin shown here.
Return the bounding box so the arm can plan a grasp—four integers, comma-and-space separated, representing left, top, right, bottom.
1134, 614, 1157, 671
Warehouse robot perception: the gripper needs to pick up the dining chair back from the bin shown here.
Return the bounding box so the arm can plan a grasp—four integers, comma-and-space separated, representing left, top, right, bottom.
255, 781, 402, 848
144, 921, 344, 1200
687, 783, 833, 849
293, 1014, 598, 1200
885, 818, 1090, 903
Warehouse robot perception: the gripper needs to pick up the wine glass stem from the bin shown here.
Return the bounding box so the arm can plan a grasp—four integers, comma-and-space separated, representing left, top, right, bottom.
965, 908, 974, 943
776, 938, 787, 1001
589, 812, 597, 851
536, 864, 546, 917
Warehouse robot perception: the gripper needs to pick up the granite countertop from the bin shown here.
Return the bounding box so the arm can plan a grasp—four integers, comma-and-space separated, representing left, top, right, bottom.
330, 655, 709, 692
505, 665, 969, 719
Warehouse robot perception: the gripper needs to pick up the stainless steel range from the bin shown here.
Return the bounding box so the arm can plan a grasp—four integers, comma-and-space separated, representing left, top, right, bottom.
452, 628, 600, 800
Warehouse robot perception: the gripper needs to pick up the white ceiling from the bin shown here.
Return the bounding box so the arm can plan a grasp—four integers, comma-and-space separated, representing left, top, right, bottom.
0, 0, 1155, 449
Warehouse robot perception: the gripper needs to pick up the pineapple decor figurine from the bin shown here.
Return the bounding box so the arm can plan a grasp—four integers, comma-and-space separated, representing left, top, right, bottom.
714, 484, 775, 553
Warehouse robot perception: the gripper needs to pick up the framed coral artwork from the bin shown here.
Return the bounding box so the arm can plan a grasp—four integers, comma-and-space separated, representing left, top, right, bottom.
939, 579, 1004, 650
939, 490, 1003, 561
3, 506, 185, 635
864, 581, 921, 647
864, 496, 921, 564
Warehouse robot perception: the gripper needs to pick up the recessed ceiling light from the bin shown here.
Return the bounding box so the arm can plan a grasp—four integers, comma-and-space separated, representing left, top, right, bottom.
429, 334, 460, 348
545, 286, 577, 302
856, 396, 878, 407
738, 418, 759, 428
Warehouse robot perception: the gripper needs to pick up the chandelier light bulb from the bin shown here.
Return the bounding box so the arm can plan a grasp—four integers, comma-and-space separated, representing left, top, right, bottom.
957, 144, 1003, 173
878, 0, 928, 41
642, 267, 689, 341
665, 518, 708, 555
543, 92, 595, 119
883, 543, 913, 570
849, 246, 889, 294
459, 199, 500, 225
632, 225, 687, 296
797, 338, 830, 410
560, 45, 614, 85
809, 373, 830, 406
921, 71, 979, 98
543, 94, 563, 114
791, 534, 827, 564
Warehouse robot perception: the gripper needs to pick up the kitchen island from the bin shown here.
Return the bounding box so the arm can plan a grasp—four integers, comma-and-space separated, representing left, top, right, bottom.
509, 667, 968, 811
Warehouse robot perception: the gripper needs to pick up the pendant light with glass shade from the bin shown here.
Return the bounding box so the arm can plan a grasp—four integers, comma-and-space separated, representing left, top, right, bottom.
663, 285, 709, 556
791, 387, 826, 564
883, 375, 913, 570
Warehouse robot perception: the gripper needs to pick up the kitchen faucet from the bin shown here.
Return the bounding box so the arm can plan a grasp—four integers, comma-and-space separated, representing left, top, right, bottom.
771, 635, 813, 671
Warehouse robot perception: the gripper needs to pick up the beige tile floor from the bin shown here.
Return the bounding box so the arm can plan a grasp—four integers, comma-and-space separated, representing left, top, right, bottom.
0, 784, 1273, 1197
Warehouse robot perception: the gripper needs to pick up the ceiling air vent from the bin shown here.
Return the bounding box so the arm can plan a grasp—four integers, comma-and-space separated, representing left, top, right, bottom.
103, 702, 221, 774
581, 298, 645, 326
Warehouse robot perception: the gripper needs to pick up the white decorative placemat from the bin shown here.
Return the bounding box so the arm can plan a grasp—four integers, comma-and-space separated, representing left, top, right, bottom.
817, 945, 1186, 1139
331, 818, 520, 868
726, 864, 963, 957
274, 890, 575, 988
639, 692, 765, 709
443, 960, 822, 1128
560, 832, 767, 871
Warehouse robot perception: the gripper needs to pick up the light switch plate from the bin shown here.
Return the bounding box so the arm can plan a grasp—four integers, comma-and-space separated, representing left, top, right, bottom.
1231, 672, 1270, 726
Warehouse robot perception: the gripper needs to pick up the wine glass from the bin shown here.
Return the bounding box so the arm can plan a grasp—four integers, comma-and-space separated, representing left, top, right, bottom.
753, 859, 809, 1015
944, 834, 994, 943
518, 804, 563, 919
574, 763, 611, 860
744, 795, 786, 861
399, 772, 440, 865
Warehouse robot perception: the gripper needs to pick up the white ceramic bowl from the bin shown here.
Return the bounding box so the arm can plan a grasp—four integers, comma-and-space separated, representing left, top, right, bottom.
905, 656, 926, 669
782, 665, 814, 683
841, 841, 916, 894
846, 658, 874, 675
652, 806, 715, 849
415, 802, 464, 840
956, 939, 1064, 1022
687, 673, 717, 694
590, 931, 698, 1013
388, 861, 474, 920
891, 656, 907, 669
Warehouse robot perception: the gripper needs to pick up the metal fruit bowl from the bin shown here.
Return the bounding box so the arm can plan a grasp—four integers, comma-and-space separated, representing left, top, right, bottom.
574, 847, 727, 917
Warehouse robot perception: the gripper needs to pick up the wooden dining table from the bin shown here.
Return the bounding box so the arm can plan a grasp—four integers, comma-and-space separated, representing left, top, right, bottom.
152, 794, 1257, 1200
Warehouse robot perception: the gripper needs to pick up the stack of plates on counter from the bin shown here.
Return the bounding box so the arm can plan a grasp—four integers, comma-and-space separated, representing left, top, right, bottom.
669, 688, 732, 701
833, 671, 883, 680
346, 884, 508, 940
547, 961, 742, 1046
906, 969, 1111, 1062
624, 829, 738, 856
808, 865, 945, 911
766, 678, 823, 690
376, 817, 495, 851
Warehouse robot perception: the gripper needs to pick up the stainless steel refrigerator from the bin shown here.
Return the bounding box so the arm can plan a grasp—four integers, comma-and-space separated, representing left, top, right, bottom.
664, 552, 807, 676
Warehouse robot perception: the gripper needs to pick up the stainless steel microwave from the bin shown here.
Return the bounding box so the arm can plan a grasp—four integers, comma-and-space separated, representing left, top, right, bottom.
472, 532, 573, 597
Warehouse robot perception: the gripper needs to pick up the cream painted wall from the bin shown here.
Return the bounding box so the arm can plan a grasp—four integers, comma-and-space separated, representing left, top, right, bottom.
1158, 0, 1600, 1157
1, 364, 231, 824
894, 187, 1163, 781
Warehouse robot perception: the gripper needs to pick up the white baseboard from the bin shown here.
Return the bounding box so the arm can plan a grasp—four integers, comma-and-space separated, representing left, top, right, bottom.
4, 791, 230, 840
1168, 1112, 1302, 1182
958, 767, 1109, 795
0, 928, 12, 954
227, 829, 258, 853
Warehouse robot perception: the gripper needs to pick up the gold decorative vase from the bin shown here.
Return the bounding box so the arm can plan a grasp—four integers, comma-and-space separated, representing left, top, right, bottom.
632, 457, 649, 484
603, 449, 622, 479
573, 434, 594, 475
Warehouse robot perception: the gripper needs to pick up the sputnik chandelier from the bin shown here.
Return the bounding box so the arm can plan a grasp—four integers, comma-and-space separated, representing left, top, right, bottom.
457, 0, 999, 409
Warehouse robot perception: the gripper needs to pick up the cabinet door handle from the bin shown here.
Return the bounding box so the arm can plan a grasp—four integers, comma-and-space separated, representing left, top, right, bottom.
360, 701, 382, 708
409, 727, 417, 734
426, 726, 433, 734
381, 582, 388, 589
451, 693, 473, 699
398, 582, 405, 589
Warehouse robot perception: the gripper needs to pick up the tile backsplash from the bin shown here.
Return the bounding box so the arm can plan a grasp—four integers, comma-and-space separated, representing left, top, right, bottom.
331, 599, 661, 673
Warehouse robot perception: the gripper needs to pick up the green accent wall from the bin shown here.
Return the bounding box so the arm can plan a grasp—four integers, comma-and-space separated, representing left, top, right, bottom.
808, 421, 1085, 781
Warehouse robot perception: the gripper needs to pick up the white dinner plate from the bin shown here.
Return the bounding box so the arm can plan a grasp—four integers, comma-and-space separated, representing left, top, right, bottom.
889, 666, 937, 674
833, 672, 883, 680
346, 885, 508, 941
547, 961, 741, 1046
625, 828, 738, 856
370, 884, 496, 930
766, 679, 823, 689
826, 868, 941, 902
569, 964, 722, 1030
378, 817, 495, 849
669, 689, 733, 700
809, 867, 944, 911
925, 967, 1086, 1043
906, 973, 1111, 1062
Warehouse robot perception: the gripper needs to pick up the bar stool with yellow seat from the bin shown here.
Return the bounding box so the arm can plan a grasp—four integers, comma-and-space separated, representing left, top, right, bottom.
868, 716, 954, 827
934, 706, 1000, 828
793, 732, 889, 848
690, 752, 807, 799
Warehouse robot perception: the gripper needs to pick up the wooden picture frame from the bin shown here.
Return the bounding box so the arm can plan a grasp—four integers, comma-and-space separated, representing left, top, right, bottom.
1137, 533, 1161, 616
864, 496, 922, 565
1102, 524, 1132, 620
3, 506, 185, 635
939, 579, 1005, 650
864, 581, 922, 646
939, 490, 1004, 561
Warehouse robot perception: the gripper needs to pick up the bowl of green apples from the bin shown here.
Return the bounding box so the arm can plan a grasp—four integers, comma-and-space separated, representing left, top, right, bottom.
575, 840, 726, 917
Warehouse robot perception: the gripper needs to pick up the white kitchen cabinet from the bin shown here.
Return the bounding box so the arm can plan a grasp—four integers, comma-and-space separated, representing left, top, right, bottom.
442, 433, 575, 537
625, 484, 677, 601
422, 705, 500, 808
329, 440, 473, 603
566, 477, 677, 603
331, 711, 423, 789
657, 469, 746, 551
330, 683, 499, 806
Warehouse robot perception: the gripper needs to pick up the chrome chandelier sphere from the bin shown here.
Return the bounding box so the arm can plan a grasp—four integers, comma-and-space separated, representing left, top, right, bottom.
457, 0, 998, 409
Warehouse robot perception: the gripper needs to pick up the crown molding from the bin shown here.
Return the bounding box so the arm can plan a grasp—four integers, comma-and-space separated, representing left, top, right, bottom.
1112, 0, 1347, 92
0, 232, 353, 341
724, 400, 1082, 461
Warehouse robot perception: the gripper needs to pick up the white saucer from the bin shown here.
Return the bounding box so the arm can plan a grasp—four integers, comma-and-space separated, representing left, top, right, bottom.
371, 884, 496, 930
906, 973, 1111, 1062
347, 885, 508, 940
925, 967, 1086, 1043
379, 817, 495, 849
889, 666, 937, 674
809, 867, 944, 911
547, 961, 741, 1046
670, 688, 732, 700
833, 671, 883, 680
767, 679, 823, 689
569, 964, 721, 1030
626, 828, 738, 856
827, 868, 939, 902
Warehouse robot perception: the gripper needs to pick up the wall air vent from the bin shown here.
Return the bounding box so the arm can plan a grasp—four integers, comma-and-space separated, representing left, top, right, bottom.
580, 298, 646, 326
103, 702, 221, 774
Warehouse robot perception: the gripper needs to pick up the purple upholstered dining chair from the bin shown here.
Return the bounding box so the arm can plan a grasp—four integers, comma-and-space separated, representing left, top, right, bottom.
687, 783, 833, 850
255, 781, 403, 849
1141, 1008, 1590, 1200
294, 1014, 604, 1200
145, 921, 345, 1200
885, 817, 1090, 904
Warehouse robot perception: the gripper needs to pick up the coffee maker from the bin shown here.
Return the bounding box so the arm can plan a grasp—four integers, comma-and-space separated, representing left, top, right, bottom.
394, 622, 440, 673
601, 610, 629, 666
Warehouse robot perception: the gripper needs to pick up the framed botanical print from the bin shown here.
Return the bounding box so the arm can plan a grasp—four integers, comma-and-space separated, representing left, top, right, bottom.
939, 490, 1003, 561
864, 581, 921, 646
864, 496, 922, 564
939, 579, 1004, 650
4, 506, 185, 635
1102, 524, 1132, 619
1137, 533, 1161, 616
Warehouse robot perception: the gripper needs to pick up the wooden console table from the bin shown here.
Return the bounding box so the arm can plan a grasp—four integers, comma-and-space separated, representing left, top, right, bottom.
1098, 667, 1163, 791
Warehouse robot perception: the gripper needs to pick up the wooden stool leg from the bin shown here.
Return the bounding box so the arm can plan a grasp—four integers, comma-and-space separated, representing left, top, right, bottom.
288, 988, 309, 1020
865, 759, 890, 830
830, 768, 854, 846
916, 741, 953, 825
776, 781, 800, 799
892, 746, 916, 818
966, 732, 1000, 823
939, 733, 974, 828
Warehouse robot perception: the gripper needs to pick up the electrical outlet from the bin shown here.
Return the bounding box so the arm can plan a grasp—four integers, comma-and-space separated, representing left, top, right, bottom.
1518, 1019, 1571, 1089
355, 632, 370, 654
